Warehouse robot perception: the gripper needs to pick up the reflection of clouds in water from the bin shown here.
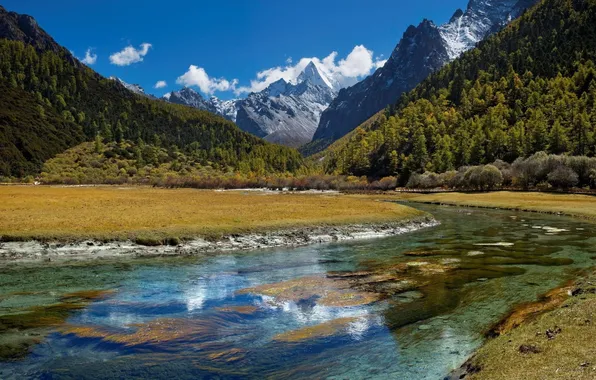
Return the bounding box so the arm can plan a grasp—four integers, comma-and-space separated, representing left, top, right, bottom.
185, 282, 207, 311
347, 315, 378, 340
107, 312, 145, 328
184, 273, 239, 312
258, 295, 378, 339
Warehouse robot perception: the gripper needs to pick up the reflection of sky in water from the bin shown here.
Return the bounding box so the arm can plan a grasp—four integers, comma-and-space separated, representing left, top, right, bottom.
1, 204, 596, 379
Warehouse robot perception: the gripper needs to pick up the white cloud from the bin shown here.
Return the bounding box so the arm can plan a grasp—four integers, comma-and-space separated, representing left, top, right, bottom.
154, 80, 167, 89
375, 59, 388, 69
109, 43, 152, 66
173, 44, 385, 96
234, 45, 385, 95
176, 65, 238, 95
81, 48, 97, 65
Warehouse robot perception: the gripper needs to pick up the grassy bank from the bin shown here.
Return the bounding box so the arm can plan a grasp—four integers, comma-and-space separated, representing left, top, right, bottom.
0, 186, 425, 244
391, 191, 596, 220
462, 270, 596, 380
386, 191, 596, 379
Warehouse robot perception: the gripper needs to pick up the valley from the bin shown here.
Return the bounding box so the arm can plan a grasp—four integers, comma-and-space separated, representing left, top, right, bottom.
1, 0, 596, 379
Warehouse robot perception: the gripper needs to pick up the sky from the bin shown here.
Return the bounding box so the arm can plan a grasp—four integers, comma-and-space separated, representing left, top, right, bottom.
3, 0, 468, 99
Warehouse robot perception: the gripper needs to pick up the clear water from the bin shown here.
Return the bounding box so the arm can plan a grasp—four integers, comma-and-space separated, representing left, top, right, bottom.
0, 204, 595, 379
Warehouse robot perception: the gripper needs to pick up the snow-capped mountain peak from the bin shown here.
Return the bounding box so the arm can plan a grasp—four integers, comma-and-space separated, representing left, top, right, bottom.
166, 87, 204, 107
265, 78, 289, 97
439, 0, 522, 59
161, 60, 339, 147
310, 0, 537, 151
297, 61, 333, 89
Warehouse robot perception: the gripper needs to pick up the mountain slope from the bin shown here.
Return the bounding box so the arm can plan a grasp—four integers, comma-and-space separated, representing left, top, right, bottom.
164, 62, 337, 148
109, 77, 153, 98
0, 5, 302, 177
235, 62, 337, 147
308, 0, 537, 153
322, 0, 596, 181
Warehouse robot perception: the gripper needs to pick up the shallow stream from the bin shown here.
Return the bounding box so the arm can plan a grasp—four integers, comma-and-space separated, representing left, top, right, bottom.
0, 204, 595, 379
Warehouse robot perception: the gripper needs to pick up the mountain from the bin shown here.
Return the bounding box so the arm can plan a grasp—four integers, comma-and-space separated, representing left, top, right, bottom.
163, 87, 239, 122
0, 5, 67, 55
0, 5, 302, 177
235, 62, 337, 147
109, 77, 152, 97
308, 0, 538, 153
322, 0, 596, 181
163, 61, 337, 148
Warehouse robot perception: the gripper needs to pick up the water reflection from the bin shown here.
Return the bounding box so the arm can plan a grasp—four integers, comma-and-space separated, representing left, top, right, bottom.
0, 204, 594, 379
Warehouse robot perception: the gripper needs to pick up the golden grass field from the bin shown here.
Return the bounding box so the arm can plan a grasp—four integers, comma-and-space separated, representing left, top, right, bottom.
391, 191, 596, 220
0, 186, 424, 242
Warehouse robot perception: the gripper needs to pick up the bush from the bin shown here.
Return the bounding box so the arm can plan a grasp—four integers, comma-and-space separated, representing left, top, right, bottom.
406, 173, 422, 189
371, 176, 398, 191
547, 166, 579, 189
480, 165, 503, 190
464, 166, 483, 190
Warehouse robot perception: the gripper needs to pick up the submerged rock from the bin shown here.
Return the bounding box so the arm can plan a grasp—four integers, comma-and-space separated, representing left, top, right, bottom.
272, 316, 361, 342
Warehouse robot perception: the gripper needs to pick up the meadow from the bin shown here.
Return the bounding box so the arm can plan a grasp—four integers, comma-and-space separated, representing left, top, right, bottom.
391, 191, 596, 220
0, 186, 424, 243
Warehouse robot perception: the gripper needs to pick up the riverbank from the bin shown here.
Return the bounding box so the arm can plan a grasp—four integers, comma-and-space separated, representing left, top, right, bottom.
385, 191, 596, 379
451, 269, 596, 380
0, 186, 434, 263
389, 191, 596, 221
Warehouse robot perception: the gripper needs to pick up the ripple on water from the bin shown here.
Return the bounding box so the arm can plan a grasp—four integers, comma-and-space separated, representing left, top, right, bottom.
1, 204, 595, 379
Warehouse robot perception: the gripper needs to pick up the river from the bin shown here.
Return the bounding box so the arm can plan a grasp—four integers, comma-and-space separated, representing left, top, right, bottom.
0, 204, 594, 379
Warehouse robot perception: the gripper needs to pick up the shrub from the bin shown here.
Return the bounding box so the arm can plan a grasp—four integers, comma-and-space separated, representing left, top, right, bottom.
135, 236, 163, 246
464, 166, 483, 190
480, 165, 503, 190
547, 166, 579, 189
406, 173, 422, 189
371, 176, 398, 191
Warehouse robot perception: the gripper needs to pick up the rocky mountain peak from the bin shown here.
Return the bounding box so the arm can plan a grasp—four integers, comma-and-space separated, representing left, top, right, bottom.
265, 78, 289, 97
309, 0, 538, 153
450, 9, 465, 23
109, 77, 148, 97
297, 61, 332, 89
0, 5, 68, 55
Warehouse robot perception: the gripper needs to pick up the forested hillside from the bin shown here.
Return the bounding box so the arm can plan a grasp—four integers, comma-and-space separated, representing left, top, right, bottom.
323, 0, 596, 182
0, 6, 302, 177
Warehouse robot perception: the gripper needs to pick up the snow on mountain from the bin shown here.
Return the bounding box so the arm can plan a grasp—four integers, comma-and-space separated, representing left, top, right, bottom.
310, 0, 538, 152
109, 77, 148, 97
235, 66, 336, 147
161, 87, 239, 122
297, 61, 334, 89
439, 0, 522, 59
210, 96, 239, 121
163, 61, 336, 147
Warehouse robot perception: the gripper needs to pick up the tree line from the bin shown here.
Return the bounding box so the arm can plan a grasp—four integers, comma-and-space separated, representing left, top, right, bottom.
0, 38, 303, 177
322, 0, 596, 184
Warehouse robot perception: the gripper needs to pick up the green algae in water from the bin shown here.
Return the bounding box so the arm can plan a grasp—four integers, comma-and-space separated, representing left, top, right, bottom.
0, 204, 595, 379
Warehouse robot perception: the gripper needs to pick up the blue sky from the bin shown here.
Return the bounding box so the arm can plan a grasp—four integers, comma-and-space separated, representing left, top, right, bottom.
3, 0, 468, 99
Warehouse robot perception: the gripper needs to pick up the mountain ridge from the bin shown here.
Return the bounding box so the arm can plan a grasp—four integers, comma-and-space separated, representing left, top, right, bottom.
0, 6, 303, 177
307, 0, 538, 154
321, 0, 596, 181
162, 61, 337, 147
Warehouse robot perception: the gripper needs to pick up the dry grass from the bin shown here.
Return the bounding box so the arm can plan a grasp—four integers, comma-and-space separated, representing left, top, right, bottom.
0, 186, 424, 242
466, 272, 596, 380
389, 191, 596, 220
